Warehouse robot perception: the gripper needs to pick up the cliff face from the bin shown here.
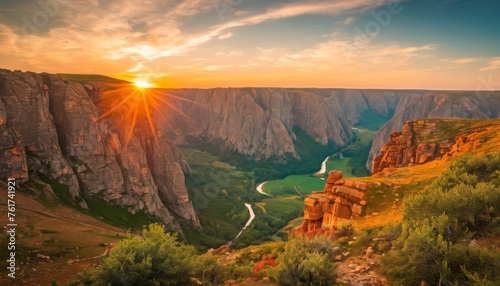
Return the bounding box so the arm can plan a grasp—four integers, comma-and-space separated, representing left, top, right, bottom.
160, 89, 419, 160
368, 92, 500, 169
0, 70, 199, 232
371, 118, 490, 175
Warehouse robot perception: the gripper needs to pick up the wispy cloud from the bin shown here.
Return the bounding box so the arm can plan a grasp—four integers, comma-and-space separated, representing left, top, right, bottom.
479, 57, 500, 71
343, 17, 356, 25
440, 57, 482, 65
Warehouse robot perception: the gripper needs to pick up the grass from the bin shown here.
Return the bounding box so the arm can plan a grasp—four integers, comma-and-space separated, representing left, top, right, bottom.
263, 175, 326, 196
83, 196, 154, 230
354, 109, 394, 131
326, 157, 354, 177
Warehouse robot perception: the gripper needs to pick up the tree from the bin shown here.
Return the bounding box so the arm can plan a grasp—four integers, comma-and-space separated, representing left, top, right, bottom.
74, 224, 196, 286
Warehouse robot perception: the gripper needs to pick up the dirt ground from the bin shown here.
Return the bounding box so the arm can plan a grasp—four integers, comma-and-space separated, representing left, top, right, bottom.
0, 189, 126, 285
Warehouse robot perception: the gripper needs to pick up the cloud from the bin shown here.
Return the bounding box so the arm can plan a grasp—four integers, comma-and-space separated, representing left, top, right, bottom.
214, 0, 399, 31
343, 17, 356, 25
0, 0, 408, 79
218, 32, 233, 40
201, 64, 233, 71
440, 57, 481, 65
479, 57, 500, 71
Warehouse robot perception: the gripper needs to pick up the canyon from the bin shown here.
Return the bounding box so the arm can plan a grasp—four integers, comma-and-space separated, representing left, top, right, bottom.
3, 69, 500, 236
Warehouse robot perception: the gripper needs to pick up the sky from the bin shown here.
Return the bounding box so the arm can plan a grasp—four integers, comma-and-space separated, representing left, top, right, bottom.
0, 0, 499, 89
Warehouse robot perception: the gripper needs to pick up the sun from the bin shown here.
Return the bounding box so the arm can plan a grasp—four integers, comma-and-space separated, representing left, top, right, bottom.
134, 79, 154, 89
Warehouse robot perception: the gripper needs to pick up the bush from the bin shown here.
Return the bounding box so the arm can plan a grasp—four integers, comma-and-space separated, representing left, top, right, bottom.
267, 236, 337, 286
74, 224, 196, 286
193, 255, 225, 285
381, 153, 500, 285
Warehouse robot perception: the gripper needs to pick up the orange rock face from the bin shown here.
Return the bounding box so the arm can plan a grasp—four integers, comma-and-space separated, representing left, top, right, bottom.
371, 119, 483, 175
292, 170, 369, 237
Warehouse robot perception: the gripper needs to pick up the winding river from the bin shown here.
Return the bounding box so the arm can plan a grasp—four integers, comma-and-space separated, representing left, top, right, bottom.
256, 182, 271, 196
229, 203, 255, 245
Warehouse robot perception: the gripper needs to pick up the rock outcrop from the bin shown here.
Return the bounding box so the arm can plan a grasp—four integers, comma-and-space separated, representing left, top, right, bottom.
293, 170, 369, 237
371, 119, 485, 175
0, 69, 199, 232
368, 91, 500, 169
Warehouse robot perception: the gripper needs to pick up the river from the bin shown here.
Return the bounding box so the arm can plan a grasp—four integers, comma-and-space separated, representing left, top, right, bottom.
229, 203, 255, 245
314, 128, 363, 176
256, 182, 271, 196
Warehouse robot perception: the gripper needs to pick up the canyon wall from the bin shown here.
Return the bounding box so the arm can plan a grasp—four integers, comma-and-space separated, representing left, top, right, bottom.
368, 91, 500, 170
0, 70, 199, 232
159, 88, 420, 161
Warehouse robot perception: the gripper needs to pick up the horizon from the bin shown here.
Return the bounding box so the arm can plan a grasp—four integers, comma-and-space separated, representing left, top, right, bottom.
1, 0, 499, 90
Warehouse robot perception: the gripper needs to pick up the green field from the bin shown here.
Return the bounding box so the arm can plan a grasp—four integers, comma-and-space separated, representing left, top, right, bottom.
262, 175, 326, 196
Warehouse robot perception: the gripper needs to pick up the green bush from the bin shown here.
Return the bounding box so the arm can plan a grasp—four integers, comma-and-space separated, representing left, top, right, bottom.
74, 224, 196, 286
267, 236, 337, 286
381, 153, 500, 285
193, 255, 225, 285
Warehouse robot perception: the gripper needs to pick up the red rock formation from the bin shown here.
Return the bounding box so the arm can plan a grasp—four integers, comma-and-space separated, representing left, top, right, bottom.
367, 91, 500, 170
371, 119, 483, 175
292, 170, 368, 237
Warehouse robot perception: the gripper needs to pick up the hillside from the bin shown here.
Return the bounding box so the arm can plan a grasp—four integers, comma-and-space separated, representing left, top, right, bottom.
356, 118, 500, 231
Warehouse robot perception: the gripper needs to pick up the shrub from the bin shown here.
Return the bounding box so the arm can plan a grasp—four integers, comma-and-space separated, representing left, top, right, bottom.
74, 224, 196, 286
268, 236, 337, 286
381, 153, 500, 285
193, 255, 225, 285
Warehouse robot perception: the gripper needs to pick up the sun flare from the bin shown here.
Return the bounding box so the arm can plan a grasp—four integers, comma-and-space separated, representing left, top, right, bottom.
134, 80, 154, 89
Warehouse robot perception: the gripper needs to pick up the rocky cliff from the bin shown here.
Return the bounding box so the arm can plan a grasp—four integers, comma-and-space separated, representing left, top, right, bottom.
159, 89, 420, 161
372, 118, 493, 175
0, 69, 199, 232
368, 91, 500, 170
292, 170, 370, 237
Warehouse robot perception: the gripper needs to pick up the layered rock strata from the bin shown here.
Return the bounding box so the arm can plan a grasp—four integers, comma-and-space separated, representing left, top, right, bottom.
371, 119, 483, 175
293, 170, 368, 237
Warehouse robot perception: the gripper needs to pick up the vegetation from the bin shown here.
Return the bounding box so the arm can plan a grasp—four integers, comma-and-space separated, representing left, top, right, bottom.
340, 129, 373, 177
265, 235, 338, 286
381, 153, 500, 285
184, 126, 340, 183
354, 109, 394, 131
182, 148, 306, 250
263, 175, 325, 197
73, 224, 196, 286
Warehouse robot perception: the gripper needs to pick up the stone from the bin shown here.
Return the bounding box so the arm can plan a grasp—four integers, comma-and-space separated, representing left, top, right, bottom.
293, 171, 369, 236
365, 247, 374, 258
